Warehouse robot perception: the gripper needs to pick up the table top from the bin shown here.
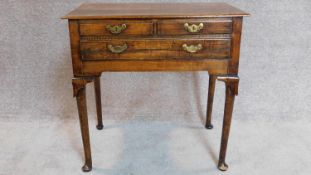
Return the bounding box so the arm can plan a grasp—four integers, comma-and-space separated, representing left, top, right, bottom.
62, 3, 250, 19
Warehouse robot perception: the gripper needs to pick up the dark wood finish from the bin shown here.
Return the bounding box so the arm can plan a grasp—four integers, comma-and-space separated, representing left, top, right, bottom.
229, 17, 243, 74
217, 76, 239, 171
64, 3, 248, 172
158, 18, 232, 36
62, 3, 250, 19
68, 20, 82, 75
80, 39, 231, 61
205, 75, 216, 129
94, 77, 103, 130
82, 59, 229, 74
72, 78, 93, 172
80, 20, 154, 36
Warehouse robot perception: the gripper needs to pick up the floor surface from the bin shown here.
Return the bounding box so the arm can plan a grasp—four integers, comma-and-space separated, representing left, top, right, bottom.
1, 115, 310, 175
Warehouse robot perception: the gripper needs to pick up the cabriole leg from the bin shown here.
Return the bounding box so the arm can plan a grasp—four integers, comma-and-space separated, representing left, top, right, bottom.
217, 76, 239, 171
73, 78, 93, 172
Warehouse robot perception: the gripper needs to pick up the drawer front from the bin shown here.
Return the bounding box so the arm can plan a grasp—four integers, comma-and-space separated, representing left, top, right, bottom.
158, 18, 232, 36
79, 20, 154, 36
80, 39, 231, 61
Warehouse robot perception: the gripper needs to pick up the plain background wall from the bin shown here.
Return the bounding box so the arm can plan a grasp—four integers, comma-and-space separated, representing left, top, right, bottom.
1, 0, 311, 123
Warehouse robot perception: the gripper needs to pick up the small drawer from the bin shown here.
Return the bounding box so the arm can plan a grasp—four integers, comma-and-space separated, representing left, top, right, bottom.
158, 18, 232, 36
79, 20, 154, 36
80, 39, 231, 61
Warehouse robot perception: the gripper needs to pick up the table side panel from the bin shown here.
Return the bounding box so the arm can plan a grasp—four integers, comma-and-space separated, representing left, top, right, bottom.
69, 20, 83, 75
228, 17, 243, 74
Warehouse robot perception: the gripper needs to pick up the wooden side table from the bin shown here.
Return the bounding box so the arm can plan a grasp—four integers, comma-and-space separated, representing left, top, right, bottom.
62, 3, 249, 172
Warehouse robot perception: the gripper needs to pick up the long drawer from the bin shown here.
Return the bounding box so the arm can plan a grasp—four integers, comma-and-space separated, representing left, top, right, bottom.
80, 39, 231, 61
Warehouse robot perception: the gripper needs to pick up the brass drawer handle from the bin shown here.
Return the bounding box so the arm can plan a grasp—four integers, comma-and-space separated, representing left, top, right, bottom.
182, 44, 203, 53
106, 24, 127, 34
107, 43, 128, 53
184, 23, 204, 33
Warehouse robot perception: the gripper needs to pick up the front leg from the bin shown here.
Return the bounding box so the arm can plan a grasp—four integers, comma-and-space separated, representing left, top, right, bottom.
217, 76, 239, 171
72, 77, 93, 172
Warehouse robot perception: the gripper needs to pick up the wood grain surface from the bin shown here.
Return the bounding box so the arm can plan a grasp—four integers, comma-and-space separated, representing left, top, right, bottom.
80, 39, 231, 60
62, 3, 250, 19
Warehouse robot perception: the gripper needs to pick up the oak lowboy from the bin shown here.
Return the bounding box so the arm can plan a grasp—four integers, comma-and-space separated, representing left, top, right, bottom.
63, 3, 249, 172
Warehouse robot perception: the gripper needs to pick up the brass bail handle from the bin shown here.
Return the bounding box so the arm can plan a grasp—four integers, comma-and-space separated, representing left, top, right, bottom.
182, 43, 203, 53
107, 43, 128, 53
106, 24, 127, 34
184, 23, 204, 33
